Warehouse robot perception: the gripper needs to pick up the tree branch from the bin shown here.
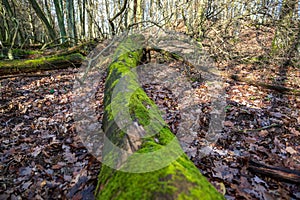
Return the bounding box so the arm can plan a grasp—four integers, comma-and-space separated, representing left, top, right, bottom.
108, 0, 128, 35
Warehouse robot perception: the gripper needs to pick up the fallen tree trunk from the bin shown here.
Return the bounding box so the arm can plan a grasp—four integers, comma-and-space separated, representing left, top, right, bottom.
0, 53, 84, 75
248, 159, 300, 184
230, 74, 300, 96
43, 40, 98, 57
95, 35, 224, 199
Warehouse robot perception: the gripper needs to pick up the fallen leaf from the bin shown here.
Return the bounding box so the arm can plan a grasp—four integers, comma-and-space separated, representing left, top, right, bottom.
288, 127, 300, 136
269, 112, 283, 118
259, 130, 269, 137
253, 176, 266, 185
31, 146, 42, 157
286, 147, 297, 155
223, 121, 234, 127
213, 181, 226, 195
12, 122, 24, 132
19, 167, 32, 176
22, 181, 32, 190
52, 164, 62, 170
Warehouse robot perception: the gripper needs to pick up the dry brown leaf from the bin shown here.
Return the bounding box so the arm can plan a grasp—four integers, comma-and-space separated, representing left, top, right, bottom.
288, 127, 300, 136
259, 130, 269, 137
286, 146, 297, 155
223, 121, 234, 127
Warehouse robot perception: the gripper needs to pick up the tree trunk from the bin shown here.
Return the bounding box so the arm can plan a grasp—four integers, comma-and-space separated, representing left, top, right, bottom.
0, 2, 9, 43
78, 0, 86, 39
95, 35, 224, 200
87, 0, 95, 38
28, 0, 57, 41
2, 0, 21, 45
44, 0, 55, 29
66, 0, 77, 44
272, 0, 298, 55
53, 0, 67, 43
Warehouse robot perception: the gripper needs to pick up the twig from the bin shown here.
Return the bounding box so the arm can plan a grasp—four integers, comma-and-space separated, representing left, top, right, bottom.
40, 36, 81, 50
127, 13, 173, 31
108, 0, 128, 35
236, 123, 281, 133
128, 20, 164, 30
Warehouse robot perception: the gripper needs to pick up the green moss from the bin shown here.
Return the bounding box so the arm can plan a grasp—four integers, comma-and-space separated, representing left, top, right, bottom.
128, 88, 166, 134
0, 53, 84, 68
96, 153, 224, 200
12, 49, 41, 56
0, 54, 83, 67
97, 34, 224, 200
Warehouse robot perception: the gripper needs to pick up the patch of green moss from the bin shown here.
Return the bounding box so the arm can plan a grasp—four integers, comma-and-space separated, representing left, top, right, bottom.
0, 53, 84, 68
12, 49, 41, 57
97, 34, 224, 200
128, 88, 166, 133
96, 152, 224, 199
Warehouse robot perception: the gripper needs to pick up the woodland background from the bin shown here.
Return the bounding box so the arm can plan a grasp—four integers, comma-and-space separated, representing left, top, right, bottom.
0, 0, 299, 199
1, 0, 299, 63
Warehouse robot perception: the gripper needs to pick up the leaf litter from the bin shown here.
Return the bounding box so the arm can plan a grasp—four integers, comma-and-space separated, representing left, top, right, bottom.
0, 69, 100, 199
0, 52, 299, 200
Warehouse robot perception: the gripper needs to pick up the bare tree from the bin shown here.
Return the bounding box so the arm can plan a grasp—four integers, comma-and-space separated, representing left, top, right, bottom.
53, 0, 66, 43
28, 0, 57, 41
77, 0, 86, 39
67, 0, 77, 44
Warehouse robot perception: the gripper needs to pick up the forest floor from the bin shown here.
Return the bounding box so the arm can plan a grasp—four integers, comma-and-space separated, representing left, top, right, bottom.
0, 27, 299, 199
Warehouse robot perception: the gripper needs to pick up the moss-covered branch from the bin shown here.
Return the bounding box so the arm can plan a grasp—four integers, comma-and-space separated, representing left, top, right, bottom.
95, 35, 224, 199
0, 53, 84, 75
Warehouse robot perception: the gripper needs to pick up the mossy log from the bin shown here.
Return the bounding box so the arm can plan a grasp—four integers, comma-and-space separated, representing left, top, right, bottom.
95, 35, 224, 200
0, 53, 84, 75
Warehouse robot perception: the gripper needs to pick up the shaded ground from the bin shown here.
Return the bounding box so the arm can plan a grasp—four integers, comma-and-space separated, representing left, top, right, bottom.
195, 72, 300, 199
0, 27, 299, 199
0, 69, 101, 199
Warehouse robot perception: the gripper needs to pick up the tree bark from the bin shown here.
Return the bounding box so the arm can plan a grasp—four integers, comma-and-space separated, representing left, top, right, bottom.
78, 0, 86, 39
53, 0, 67, 43
95, 35, 224, 200
28, 0, 57, 41
44, 0, 55, 29
2, 0, 23, 45
66, 0, 77, 44
272, 0, 298, 55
